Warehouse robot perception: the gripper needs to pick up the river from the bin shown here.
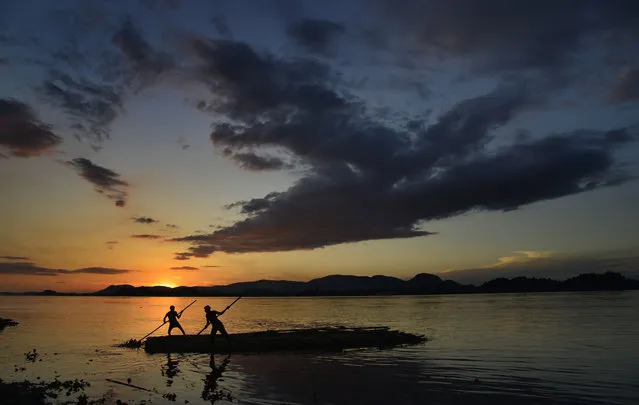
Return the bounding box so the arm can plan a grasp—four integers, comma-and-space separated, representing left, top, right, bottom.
1, 292, 638, 404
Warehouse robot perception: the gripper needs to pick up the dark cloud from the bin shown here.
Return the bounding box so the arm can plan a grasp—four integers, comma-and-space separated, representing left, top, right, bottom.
372, 0, 639, 72
171, 244, 218, 260
73, 267, 134, 275
25, 6, 133, 142
132, 216, 159, 224
610, 67, 639, 103
189, 38, 345, 122
131, 234, 163, 239
0, 256, 30, 261
111, 18, 174, 86
66, 158, 129, 207
286, 19, 345, 54
171, 38, 637, 257
38, 71, 125, 143
19, 9, 176, 144
177, 136, 190, 150
170, 266, 198, 270
166, 224, 179, 229
0, 98, 62, 158
0, 261, 133, 276
202, 265, 222, 268
438, 250, 639, 285
231, 151, 291, 171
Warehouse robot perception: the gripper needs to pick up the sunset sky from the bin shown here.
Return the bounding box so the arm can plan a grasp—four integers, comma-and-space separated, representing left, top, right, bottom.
1, 0, 639, 293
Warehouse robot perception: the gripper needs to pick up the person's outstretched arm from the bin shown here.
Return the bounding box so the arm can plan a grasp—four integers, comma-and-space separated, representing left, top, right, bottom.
163, 312, 168, 323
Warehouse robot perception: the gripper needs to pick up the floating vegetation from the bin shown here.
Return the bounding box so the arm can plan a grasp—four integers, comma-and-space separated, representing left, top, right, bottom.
0, 317, 19, 332
0, 377, 90, 405
25, 349, 39, 362
115, 338, 143, 349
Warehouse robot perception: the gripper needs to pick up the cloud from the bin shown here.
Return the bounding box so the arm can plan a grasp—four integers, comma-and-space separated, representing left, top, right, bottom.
38, 72, 125, 143
0, 255, 30, 261
66, 158, 129, 207
111, 18, 174, 86
373, 0, 639, 73
72, 267, 134, 275
132, 216, 159, 224
166, 224, 179, 229
106, 241, 118, 250
188, 38, 345, 122
171, 38, 637, 257
131, 234, 163, 239
438, 250, 639, 285
230, 151, 291, 171
286, 19, 345, 54
610, 67, 639, 103
202, 265, 221, 268
170, 266, 198, 271
0, 261, 134, 276
0, 98, 62, 158
20, 10, 176, 144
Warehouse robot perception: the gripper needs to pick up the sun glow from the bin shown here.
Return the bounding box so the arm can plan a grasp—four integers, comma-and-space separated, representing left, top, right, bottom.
154, 281, 177, 288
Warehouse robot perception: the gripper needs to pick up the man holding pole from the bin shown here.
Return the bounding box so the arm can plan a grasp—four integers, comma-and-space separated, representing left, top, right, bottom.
202, 305, 229, 340
164, 305, 186, 336
200, 297, 241, 340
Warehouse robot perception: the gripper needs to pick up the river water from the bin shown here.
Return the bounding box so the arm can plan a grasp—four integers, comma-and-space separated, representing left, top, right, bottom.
1, 292, 638, 404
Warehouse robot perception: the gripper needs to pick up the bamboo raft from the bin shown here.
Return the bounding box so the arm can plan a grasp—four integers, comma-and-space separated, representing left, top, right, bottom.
143, 326, 426, 354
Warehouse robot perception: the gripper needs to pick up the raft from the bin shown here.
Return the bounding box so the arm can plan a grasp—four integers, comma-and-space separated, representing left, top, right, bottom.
143, 326, 426, 354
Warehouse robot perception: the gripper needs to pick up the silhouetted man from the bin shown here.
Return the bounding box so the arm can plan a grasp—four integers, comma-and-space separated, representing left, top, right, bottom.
203, 305, 229, 340
164, 305, 186, 335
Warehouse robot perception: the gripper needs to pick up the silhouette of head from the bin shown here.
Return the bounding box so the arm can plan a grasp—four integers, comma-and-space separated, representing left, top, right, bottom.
204, 305, 210, 312
170, 305, 175, 310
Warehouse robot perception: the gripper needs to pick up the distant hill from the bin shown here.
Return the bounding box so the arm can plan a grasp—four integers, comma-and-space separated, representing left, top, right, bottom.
88, 271, 639, 297
2, 271, 637, 297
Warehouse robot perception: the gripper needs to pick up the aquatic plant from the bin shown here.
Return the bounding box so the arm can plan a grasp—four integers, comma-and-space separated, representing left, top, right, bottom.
24, 349, 39, 362
115, 338, 143, 348
0, 377, 90, 404
0, 317, 19, 332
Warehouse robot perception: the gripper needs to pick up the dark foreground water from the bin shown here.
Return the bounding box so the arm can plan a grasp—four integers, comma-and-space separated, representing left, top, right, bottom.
1, 292, 638, 404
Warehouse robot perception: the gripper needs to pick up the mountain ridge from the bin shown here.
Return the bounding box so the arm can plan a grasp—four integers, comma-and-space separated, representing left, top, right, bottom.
2, 271, 638, 296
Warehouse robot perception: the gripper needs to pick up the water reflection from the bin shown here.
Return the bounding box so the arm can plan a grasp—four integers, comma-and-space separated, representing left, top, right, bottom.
161, 353, 180, 386
201, 354, 232, 403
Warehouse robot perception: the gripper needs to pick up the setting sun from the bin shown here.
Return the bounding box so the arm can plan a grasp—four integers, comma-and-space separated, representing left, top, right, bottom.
154, 281, 177, 289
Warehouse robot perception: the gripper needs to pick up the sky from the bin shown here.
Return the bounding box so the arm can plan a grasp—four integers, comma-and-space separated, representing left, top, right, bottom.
1, 0, 639, 293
